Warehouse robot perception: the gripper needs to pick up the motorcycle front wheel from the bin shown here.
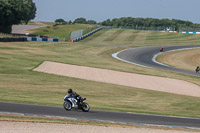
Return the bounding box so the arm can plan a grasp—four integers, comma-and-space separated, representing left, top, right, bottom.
81, 102, 90, 112
63, 101, 72, 111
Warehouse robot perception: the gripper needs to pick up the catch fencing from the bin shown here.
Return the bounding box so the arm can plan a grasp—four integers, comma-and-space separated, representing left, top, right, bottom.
70, 29, 83, 41
72, 27, 102, 42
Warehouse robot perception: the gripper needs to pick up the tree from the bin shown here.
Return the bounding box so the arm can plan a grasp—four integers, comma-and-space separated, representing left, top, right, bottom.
68, 20, 72, 24
55, 18, 66, 23
0, 0, 36, 33
86, 20, 97, 24
21, 0, 37, 24
100, 17, 199, 31
101, 19, 111, 26
73, 17, 87, 24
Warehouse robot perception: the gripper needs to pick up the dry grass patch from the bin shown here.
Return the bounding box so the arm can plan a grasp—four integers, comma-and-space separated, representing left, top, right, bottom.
157, 48, 200, 71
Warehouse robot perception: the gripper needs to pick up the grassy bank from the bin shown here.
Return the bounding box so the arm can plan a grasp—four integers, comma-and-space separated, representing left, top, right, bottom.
1, 39, 200, 118
0, 33, 17, 38
81, 29, 200, 47
30, 22, 93, 41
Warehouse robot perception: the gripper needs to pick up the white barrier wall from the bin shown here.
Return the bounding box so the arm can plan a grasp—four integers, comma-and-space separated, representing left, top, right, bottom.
27, 37, 59, 42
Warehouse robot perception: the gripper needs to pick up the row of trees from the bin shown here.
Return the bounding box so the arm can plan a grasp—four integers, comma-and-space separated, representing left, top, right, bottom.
0, 0, 36, 33
55, 17, 97, 25
56, 17, 200, 31
100, 17, 200, 30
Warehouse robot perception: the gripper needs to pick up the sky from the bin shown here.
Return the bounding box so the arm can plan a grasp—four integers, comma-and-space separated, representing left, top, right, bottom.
33, 0, 200, 23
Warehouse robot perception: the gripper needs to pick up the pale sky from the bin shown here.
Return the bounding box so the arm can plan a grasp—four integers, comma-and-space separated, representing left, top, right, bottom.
33, 0, 200, 23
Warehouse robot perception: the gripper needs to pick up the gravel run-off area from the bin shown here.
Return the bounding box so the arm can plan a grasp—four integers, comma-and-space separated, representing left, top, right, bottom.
34, 61, 200, 97
0, 121, 199, 133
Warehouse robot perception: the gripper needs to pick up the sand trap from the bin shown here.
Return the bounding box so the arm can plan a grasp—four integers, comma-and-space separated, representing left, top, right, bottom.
34, 61, 200, 97
0, 121, 198, 133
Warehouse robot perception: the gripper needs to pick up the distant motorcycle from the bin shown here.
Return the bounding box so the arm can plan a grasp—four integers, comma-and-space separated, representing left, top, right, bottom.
63, 96, 90, 112
160, 48, 164, 52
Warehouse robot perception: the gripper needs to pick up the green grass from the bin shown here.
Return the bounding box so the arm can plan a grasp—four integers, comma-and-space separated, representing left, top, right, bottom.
82, 29, 200, 47
30, 22, 93, 41
146, 32, 194, 40
0, 33, 17, 38
104, 29, 125, 41
1, 40, 200, 118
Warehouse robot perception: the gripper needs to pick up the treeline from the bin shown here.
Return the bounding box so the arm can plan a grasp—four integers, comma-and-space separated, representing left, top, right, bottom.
0, 0, 36, 33
100, 17, 200, 30
56, 17, 200, 31
55, 17, 97, 25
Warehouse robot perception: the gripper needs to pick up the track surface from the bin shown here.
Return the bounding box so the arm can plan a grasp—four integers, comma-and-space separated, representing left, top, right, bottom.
12, 22, 48, 34
116, 45, 200, 76
0, 102, 200, 129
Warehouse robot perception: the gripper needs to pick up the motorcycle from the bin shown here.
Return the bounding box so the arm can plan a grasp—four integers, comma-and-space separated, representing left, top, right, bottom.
63, 96, 90, 112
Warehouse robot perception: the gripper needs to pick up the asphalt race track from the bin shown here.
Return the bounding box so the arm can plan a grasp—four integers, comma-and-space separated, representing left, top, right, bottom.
116, 45, 200, 77
1, 45, 200, 130
0, 102, 200, 129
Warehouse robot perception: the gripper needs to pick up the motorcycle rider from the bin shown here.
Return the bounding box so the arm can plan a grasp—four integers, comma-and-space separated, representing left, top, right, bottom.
196, 66, 200, 73
66, 88, 81, 105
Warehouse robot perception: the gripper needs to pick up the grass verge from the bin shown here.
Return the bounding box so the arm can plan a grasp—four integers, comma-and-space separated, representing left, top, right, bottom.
0, 114, 199, 132
30, 22, 93, 41
0, 33, 17, 38
82, 29, 200, 47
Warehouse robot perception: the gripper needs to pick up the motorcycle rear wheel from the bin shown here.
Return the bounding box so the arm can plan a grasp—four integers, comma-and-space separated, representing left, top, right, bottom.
63, 101, 72, 111
81, 102, 90, 112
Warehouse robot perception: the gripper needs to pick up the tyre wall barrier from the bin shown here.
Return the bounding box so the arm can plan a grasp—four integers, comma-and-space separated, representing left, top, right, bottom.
72, 27, 103, 42
0, 37, 27, 42
27, 37, 59, 42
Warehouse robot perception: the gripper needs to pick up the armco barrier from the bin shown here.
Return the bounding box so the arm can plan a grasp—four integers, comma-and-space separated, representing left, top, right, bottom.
180, 31, 200, 34
72, 27, 103, 42
0, 37, 27, 42
161, 30, 178, 33
27, 37, 59, 42
162, 30, 200, 34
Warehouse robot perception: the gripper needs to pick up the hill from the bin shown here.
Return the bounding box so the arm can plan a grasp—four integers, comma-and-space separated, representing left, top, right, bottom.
30, 22, 95, 41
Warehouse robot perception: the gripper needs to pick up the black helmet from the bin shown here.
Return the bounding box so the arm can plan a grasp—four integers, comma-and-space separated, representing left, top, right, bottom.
68, 89, 72, 94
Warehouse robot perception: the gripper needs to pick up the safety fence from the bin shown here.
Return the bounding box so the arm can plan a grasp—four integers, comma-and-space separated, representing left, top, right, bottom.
72, 27, 102, 42
70, 29, 83, 41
